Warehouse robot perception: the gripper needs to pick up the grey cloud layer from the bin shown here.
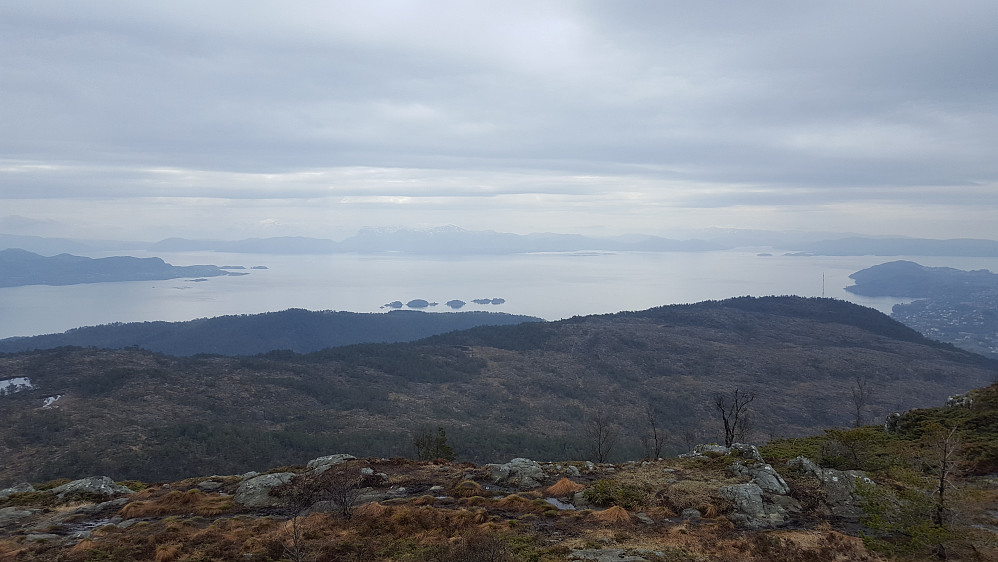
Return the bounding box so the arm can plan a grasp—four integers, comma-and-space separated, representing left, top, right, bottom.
1, 1, 996, 237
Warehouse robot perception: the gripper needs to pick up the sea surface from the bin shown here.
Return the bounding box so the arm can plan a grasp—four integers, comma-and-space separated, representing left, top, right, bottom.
2, 250, 997, 339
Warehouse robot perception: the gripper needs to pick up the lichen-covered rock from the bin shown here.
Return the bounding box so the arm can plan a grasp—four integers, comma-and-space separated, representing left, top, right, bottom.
785, 456, 872, 520
730, 461, 790, 496
719, 482, 789, 529
884, 412, 903, 433
485, 458, 547, 489
728, 443, 765, 462
694, 443, 729, 456
786, 456, 822, 476
306, 454, 357, 475
234, 472, 294, 507
681, 508, 702, 520
50, 476, 134, 499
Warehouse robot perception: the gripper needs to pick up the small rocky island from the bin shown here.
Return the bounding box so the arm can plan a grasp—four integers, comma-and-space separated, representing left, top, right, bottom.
382, 298, 506, 310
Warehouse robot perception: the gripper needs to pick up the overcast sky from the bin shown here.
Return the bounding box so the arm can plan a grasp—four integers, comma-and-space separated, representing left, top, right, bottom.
2, 1, 996, 242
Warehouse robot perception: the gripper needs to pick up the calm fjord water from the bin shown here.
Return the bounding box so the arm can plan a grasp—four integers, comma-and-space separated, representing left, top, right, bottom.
2, 250, 996, 340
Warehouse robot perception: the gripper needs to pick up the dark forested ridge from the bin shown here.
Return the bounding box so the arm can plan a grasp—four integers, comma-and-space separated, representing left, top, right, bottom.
0, 309, 543, 356
1, 296, 995, 484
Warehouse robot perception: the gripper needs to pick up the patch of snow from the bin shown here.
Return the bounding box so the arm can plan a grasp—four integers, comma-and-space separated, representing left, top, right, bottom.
42, 395, 63, 408
0, 377, 34, 396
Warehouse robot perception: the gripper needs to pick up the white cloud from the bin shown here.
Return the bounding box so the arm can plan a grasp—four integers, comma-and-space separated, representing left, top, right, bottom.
1, 1, 996, 240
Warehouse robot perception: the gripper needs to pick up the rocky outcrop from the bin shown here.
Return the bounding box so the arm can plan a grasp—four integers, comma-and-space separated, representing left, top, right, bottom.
786, 456, 872, 520
884, 412, 903, 433
947, 392, 974, 408
730, 461, 790, 496
234, 472, 295, 507
682, 443, 802, 528
306, 453, 357, 475
681, 442, 764, 461
485, 458, 547, 489
728, 443, 765, 462
720, 482, 790, 529
0, 482, 34, 500
50, 476, 134, 499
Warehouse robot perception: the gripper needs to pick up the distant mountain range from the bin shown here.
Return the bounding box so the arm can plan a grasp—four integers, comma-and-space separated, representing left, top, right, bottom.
0, 309, 542, 356
3, 228, 998, 257
0, 248, 242, 288
149, 227, 726, 254
786, 236, 998, 257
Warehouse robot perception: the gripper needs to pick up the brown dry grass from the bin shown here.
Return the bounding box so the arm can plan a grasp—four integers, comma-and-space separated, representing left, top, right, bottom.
0, 540, 28, 562
153, 543, 181, 562
120, 489, 233, 518
353, 501, 389, 518
592, 505, 631, 524
545, 477, 584, 497
495, 494, 546, 515
451, 479, 485, 497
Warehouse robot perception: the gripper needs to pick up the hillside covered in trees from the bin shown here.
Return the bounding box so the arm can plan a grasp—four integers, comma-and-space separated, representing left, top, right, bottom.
0, 309, 542, 356
1, 297, 994, 486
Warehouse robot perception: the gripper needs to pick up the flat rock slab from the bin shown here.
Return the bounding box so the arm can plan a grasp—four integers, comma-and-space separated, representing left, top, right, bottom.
50, 476, 134, 499
234, 472, 294, 507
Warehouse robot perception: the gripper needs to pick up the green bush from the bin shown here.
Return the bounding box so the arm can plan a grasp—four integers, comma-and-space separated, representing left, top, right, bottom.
583, 479, 644, 509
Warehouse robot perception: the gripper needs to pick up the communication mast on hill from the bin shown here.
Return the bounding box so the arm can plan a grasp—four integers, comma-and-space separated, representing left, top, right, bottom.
822, 273, 825, 298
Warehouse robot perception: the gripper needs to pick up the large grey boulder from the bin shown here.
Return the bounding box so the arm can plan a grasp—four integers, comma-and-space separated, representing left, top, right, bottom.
719, 482, 789, 529
50, 477, 133, 499
730, 461, 790, 496
0, 507, 37, 526
306, 454, 357, 475
728, 443, 765, 462
485, 458, 547, 489
785, 456, 872, 520
694, 443, 729, 456
234, 472, 295, 507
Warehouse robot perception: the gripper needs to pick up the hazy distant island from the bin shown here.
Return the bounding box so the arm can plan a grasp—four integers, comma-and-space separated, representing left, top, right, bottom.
0, 248, 246, 288
785, 237, 998, 257
847, 260, 998, 358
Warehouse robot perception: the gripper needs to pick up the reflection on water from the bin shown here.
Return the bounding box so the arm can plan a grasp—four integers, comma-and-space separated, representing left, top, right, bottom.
0, 251, 994, 339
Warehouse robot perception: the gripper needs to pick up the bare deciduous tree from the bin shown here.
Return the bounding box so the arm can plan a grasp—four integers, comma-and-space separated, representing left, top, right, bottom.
278, 467, 365, 562
925, 424, 962, 560
851, 375, 873, 427
928, 425, 962, 527
641, 402, 666, 459
584, 408, 619, 463
714, 389, 755, 447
